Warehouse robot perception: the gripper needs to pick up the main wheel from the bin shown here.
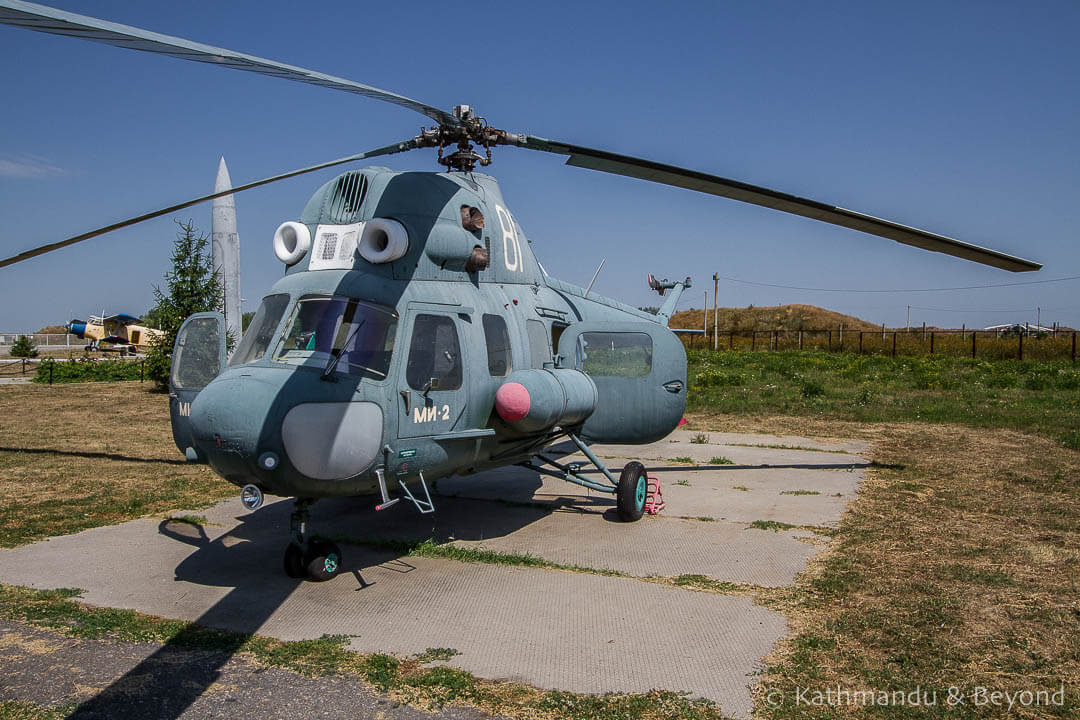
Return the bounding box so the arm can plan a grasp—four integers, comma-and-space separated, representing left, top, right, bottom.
283, 542, 306, 579
305, 540, 343, 582
617, 461, 648, 522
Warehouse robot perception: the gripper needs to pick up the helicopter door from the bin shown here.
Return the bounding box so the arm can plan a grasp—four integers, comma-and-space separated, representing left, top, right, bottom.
168, 312, 226, 457
558, 321, 686, 444
396, 310, 468, 439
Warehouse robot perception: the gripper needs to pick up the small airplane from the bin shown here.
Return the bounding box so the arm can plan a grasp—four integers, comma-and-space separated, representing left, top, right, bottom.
66, 313, 164, 354
0, 1, 1041, 582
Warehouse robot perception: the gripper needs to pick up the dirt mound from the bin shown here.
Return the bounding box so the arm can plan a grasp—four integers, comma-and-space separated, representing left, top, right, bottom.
669, 304, 881, 332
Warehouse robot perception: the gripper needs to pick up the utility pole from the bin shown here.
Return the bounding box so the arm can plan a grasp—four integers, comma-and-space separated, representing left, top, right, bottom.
1037, 307, 1041, 331
708, 272, 717, 349
703, 292, 707, 337
906, 305, 910, 332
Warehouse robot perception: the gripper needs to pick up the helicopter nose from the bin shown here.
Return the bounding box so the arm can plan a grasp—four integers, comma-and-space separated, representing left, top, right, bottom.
189, 374, 272, 462
189, 370, 384, 482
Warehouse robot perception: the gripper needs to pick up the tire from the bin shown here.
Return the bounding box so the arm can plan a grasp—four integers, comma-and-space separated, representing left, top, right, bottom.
305, 540, 343, 582
283, 543, 306, 579
617, 461, 648, 522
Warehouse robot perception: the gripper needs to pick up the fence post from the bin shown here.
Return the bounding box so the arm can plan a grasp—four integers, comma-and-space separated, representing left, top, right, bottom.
1072, 332, 1076, 363
798, 330, 803, 350
930, 332, 934, 355
972, 331, 976, 359
751, 331, 756, 351
48, 358, 54, 385
892, 332, 897, 357
828, 330, 832, 351
729, 331, 734, 351
1018, 332, 1023, 361
22, 358, 26, 374
858, 331, 863, 354
141, 360, 145, 382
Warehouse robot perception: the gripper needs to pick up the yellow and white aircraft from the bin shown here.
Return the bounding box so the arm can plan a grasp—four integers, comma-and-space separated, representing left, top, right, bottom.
66, 314, 164, 354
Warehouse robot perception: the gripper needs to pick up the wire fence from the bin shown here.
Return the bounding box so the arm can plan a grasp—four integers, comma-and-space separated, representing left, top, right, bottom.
0, 333, 73, 348
681, 328, 1079, 362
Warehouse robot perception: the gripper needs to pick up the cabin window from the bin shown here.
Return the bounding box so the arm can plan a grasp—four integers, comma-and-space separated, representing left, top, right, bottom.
230, 294, 289, 366
578, 332, 652, 378
482, 314, 511, 377
274, 295, 397, 379
406, 314, 462, 391
526, 319, 551, 368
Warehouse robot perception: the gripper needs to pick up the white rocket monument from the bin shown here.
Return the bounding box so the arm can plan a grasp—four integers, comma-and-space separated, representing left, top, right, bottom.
211, 157, 242, 347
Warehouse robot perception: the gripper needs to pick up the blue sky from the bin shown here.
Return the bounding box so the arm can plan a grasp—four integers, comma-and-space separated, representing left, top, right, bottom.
1, 0, 1078, 333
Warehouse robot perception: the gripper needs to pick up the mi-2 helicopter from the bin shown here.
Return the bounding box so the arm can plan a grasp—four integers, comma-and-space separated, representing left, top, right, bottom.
0, 1, 1041, 582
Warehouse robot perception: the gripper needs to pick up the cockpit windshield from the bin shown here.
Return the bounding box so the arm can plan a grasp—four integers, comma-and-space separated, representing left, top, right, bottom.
274, 295, 397, 379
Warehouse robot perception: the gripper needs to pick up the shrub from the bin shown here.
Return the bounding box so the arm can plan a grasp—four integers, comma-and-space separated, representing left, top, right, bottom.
33, 358, 142, 384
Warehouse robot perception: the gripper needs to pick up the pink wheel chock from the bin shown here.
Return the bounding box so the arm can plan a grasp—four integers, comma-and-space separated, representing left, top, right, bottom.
643, 475, 665, 514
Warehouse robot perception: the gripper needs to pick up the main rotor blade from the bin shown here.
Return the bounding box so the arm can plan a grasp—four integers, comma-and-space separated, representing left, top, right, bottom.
521, 136, 1041, 272
0, 139, 418, 269
0, 0, 457, 127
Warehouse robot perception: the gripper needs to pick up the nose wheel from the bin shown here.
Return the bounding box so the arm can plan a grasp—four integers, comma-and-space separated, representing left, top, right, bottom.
283, 499, 343, 582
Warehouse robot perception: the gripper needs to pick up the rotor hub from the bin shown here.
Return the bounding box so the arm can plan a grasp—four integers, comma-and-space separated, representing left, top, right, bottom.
414, 105, 525, 172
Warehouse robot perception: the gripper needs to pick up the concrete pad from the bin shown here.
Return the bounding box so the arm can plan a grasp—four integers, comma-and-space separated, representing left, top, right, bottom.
317, 496, 816, 586
440, 462, 863, 525
0, 498, 783, 717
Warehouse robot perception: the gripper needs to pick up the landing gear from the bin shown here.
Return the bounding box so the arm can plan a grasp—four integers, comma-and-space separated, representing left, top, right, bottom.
617, 461, 648, 522
283, 498, 343, 582
521, 433, 656, 523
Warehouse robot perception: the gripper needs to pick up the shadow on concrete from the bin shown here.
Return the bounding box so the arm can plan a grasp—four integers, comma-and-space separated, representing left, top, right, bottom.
0, 445, 188, 465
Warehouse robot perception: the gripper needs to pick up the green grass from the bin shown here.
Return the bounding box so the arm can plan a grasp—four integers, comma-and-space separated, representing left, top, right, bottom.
690, 433, 709, 444
779, 490, 820, 496
732, 485, 749, 491
750, 520, 797, 531
708, 456, 734, 465
669, 456, 695, 464
688, 350, 1080, 448
414, 647, 461, 663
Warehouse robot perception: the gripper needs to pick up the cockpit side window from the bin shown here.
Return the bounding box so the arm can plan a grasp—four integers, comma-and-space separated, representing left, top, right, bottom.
230, 294, 289, 366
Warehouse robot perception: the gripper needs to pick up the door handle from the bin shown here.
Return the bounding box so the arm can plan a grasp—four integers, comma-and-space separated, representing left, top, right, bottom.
662, 380, 683, 394
400, 389, 411, 415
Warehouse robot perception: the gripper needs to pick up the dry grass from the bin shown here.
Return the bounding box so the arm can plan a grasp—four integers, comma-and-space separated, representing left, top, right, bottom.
688, 412, 1080, 717
0, 383, 233, 547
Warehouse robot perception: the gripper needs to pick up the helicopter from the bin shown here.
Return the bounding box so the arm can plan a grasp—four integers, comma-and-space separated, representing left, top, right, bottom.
0, 1, 1041, 582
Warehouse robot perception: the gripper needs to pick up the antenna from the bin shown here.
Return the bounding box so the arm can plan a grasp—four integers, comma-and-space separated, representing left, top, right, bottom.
585, 258, 606, 297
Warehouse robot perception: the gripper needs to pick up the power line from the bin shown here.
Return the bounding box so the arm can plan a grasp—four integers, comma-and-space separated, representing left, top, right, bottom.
715, 273, 1080, 294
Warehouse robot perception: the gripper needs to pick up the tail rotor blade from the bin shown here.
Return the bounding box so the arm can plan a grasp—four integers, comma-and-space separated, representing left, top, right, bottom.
0, 139, 418, 269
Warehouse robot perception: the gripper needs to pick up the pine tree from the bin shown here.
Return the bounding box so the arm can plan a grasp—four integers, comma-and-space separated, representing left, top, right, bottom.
145, 220, 223, 389
10, 335, 38, 358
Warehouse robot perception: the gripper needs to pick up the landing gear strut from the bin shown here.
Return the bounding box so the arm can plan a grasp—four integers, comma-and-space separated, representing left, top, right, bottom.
283, 498, 342, 582
520, 433, 654, 522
